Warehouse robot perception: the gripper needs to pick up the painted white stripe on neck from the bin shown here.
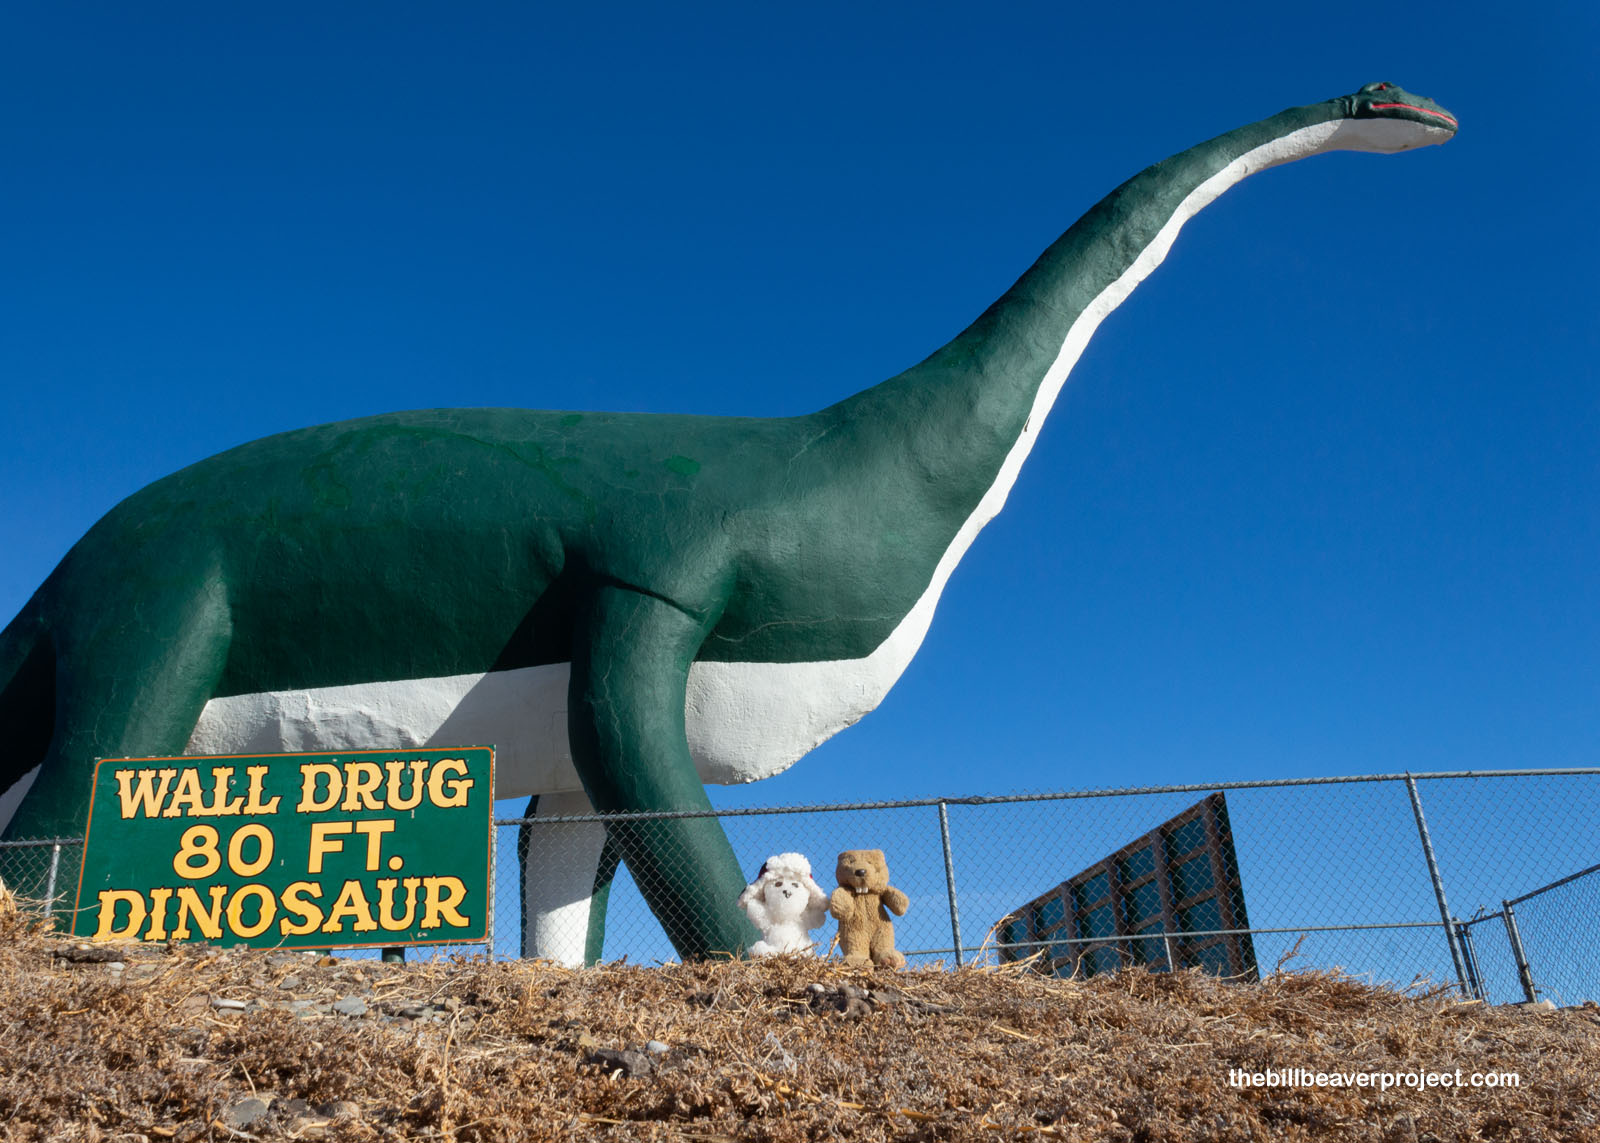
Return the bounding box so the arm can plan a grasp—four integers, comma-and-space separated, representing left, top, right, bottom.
860, 118, 1446, 684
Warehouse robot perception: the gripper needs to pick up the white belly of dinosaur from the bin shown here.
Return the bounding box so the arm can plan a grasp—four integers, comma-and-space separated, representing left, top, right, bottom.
186, 530, 964, 794
184, 621, 935, 796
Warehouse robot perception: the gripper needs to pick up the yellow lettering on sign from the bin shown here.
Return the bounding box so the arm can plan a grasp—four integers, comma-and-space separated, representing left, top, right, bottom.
322, 879, 378, 934
421, 876, 470, 929
353, 819, 395, 870
226, 823, 275, 877
340, 762, 384, 811
145, 887, 175, 941
307, 821, 351, 873
174, 825, 222, 879
114, 768, 175, 819
297, 763, 342, 813
171, 885, 228, 940
161, 767, 209, 817
242, 765, 281, 815
201, 767, 245, 817
225, 884, 277, 939
279, 881, 325, 936
91, 753, 484, 947
92, 889, 147, 940
385, 760, 426, 810
377, 876, 423, 931
427, 758, 474, 808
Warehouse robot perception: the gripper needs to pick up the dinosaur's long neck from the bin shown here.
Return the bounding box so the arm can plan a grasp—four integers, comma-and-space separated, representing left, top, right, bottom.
819, 97, 1364, 557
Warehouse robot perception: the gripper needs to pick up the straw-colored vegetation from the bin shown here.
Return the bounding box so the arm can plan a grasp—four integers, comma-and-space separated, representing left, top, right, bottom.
0, 909, 1593, 1141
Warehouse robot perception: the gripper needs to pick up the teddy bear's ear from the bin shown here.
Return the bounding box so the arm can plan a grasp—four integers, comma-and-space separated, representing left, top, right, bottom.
757, 861, 769, 879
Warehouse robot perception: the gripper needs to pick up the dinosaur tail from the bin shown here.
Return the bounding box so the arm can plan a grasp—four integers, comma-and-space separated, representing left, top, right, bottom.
0, 598, 56, 838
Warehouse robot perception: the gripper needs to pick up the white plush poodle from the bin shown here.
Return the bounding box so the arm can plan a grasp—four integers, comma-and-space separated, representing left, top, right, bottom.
737, 852, 829, 957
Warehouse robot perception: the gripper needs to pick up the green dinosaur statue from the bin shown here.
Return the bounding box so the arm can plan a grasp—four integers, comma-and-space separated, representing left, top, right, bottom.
0, 83, 1455, 963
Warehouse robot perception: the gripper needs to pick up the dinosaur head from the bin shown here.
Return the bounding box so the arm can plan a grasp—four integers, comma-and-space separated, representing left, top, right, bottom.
1334, 82, 1458, 151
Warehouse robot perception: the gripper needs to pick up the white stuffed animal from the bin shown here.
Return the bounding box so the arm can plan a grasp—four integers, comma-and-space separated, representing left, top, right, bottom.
737, 852, 829, 957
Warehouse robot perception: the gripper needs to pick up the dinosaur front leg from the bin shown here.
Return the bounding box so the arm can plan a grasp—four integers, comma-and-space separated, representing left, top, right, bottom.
567, 584, 758, 960
517, 789, 621, 966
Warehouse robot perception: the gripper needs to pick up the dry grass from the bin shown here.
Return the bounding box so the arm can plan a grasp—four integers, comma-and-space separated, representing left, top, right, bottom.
0, 911, 1594, 1142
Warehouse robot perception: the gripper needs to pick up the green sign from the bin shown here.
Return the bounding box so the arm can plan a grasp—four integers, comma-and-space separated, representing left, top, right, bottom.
72, 748, 494, 949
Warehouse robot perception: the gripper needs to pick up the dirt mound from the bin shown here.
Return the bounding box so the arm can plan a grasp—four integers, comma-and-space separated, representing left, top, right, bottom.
0, 912, 1593, 1141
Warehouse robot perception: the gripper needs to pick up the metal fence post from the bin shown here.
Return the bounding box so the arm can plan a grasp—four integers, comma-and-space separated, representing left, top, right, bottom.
1500, 901, 1538, 1004
936, 800, 963, 966
1402, 774, 1468, 994
1454, 920, 1485, 1001
44, 843, 62, 923
483, 824, 497, 961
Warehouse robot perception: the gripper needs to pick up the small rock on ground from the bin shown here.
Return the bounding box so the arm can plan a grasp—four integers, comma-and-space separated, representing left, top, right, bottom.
588, 1048, 656, 1078
323, 1100, 361, 1120
219, 1096, 271, 1129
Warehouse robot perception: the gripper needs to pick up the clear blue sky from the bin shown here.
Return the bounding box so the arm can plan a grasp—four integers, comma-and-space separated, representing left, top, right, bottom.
2, 3, 1594, 809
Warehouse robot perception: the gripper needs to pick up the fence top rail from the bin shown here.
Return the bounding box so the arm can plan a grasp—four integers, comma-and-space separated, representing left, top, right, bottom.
994, 919, 1451, 947
1505, 859, 1600, 907
2, 766, 1592, 842
498, 767, 1600, 826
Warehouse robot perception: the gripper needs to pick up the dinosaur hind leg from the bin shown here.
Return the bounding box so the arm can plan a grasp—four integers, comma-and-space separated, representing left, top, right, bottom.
5, 576, 233, 848
0, 608, 55, 837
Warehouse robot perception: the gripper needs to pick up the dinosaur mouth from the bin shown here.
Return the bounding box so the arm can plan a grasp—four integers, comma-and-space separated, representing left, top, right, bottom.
1371, 102, 1458, 129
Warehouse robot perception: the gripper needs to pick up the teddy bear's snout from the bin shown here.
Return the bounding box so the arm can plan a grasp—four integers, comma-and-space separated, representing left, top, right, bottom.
853, 868, 868, 879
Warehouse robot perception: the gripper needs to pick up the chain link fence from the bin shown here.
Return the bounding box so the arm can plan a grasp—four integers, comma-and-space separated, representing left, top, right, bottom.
4, 768, 1595, 1005
1457, 860, 1600, 1007
0, 837, 83, 927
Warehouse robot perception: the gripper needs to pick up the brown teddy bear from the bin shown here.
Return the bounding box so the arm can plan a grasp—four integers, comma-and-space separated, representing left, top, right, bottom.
828, 849, 909, 968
